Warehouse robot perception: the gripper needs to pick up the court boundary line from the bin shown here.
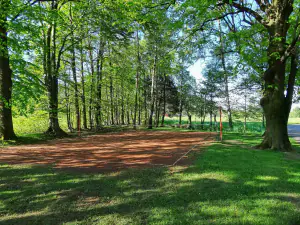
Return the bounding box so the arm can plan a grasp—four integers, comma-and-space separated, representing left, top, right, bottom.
171, 135, 213, 166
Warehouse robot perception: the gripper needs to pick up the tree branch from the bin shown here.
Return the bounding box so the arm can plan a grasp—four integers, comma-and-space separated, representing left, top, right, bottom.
280, 32, 300, 63
254, 0, 267, 12
221, 0, 267, 27
11, 0, 39, 21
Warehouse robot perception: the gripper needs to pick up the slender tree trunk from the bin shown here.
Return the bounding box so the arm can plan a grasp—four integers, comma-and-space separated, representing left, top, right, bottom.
0, 1, 16, 140
69, 5, 80, 132
244, 94, 247, 133
133, 29, 140, 129
121, 78, 125, 125
144, 72, 148, 125
148, 51, 157, 129
161, 73, 167, 127
188, 113, 192, 129
110, 74, 114, 125
127, 94, 130, 125
179, 100, 183, 126
156, 95, 161, 127
214, 114, 217, 131
80, 43, 88, 129
88, 40, 95, 130
210, 111, 212, 131
218, 20, 233, 130
95, 40, 105, 130
70, 40, 80, 132
64, 80, 72, 132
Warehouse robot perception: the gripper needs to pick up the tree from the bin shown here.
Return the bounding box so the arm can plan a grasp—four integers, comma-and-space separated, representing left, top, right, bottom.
178, 0, 300, 150
0, 0, 16, 140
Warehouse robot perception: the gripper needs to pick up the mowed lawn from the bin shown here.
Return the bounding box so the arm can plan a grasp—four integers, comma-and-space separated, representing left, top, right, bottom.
1, 133, 300, 225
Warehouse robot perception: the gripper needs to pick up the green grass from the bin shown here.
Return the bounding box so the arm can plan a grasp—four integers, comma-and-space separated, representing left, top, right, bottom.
164, 117, 264, 133
289, 118, 300, 124
1, 132, 300, 224
13, 111, 68, 135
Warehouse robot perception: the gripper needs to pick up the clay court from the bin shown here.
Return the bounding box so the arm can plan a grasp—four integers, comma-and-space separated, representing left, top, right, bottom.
0, 131, 215, 172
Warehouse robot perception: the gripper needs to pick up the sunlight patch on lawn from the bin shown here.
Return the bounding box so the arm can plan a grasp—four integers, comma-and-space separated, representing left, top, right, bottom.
255, 176, 279, 181
178, 172, 236, 183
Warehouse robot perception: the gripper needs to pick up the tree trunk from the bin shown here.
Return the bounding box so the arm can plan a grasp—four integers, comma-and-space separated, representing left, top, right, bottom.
95, 40, 105, 130
133, 29, 140, 129
44, 3, 66, 137
71, 39, 80, 132
258, 4, 294, 151
80, 43, 88, 129
0, 2, 16, 140
69, 5, 80, 132
64, 80, 73, 132
218, 20, 233, 130
244, 94, 247, 133
88, 40, 95, 130
188, 113, 192, 129
148, 53, 157, 129
161, 73, 166, 127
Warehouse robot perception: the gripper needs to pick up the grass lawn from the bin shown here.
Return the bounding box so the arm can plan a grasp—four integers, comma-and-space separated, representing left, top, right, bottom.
289, 118, 300, 124
1, 132, 300, 225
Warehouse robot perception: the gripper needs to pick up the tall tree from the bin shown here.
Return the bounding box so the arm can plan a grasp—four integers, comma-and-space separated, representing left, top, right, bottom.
0, 0, 16, 140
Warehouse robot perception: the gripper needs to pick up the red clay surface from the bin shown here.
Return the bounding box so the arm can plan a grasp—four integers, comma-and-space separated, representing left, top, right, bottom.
0, 131, 215, 172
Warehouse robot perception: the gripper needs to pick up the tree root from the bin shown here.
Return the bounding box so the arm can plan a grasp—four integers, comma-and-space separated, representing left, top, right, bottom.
44, 127, 68, 137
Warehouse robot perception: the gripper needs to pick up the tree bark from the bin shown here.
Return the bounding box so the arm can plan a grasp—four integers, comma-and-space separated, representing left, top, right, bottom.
64, 80, 73, 132
80, 43, 88, 129
218, 20, 233, 130
133, 29, 140, 129
0, 1, 16, 140
258, 2, 294, 151
188, 113, 192, 129
88, 40, 95, 130
148, 52, 157, 129
44, 2, 67, 136
95, 39, 105, 130
161, 73, 167, 127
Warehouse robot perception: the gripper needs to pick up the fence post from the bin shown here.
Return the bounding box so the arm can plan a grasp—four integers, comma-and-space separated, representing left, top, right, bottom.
219, 107, 222, 142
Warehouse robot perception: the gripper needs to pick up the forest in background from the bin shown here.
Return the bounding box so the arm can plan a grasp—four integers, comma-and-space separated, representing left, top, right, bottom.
1, 0, 300, 150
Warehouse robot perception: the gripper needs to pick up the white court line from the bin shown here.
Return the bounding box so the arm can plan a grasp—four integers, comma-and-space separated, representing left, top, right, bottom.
171, 135, 212, 166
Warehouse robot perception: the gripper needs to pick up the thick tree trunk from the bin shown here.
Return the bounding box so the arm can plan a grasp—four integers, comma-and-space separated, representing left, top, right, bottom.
0, 3, 16, 140
258, 5, 294, 151
45, 74, 66, 136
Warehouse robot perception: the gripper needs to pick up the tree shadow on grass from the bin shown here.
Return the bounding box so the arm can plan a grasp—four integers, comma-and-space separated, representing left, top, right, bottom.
1, 140, 300, 224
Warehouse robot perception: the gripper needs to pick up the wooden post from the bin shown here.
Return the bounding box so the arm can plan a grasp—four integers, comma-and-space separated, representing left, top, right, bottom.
78, 110, 81, 137
219, 107, 222, 141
